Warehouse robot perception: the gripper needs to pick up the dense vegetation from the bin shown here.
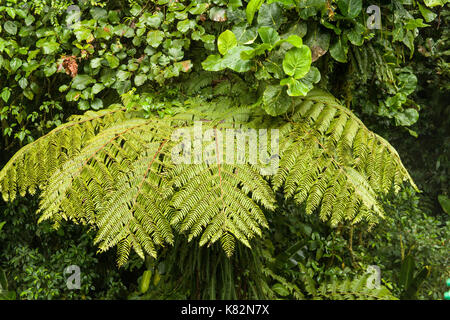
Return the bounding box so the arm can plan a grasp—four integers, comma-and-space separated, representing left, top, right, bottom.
0, 0, 448, 300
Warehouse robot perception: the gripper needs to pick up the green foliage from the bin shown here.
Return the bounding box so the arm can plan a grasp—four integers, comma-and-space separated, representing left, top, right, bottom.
0, 0, 447, 301
0, 88, 417, 266
0, 197, 130, 299
315, 274, 397, 300
398, 254, 430, 299
0, 267, 16, 300
438, 195, 450, 214
0, 0, 441, 151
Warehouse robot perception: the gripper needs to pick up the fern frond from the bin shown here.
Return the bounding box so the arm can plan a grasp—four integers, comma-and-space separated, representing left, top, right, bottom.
274, 89, 418, 227
0, 89, 417, 264
317, 274, 398, 300
169, 122, 276, 256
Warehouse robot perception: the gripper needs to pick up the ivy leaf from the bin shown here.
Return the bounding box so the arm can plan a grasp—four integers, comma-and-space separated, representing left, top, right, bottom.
36, 38, 60, 54
282, 46, 312, 79
91, 98, 103, 110
246, 0, 265, 24
280, 77, 308, 96
6, 7, 16, 19
397, 72, 417, 95
305, 24, 330, 50
258, 27, 280, 47
23, 89, 34, 100
229, 0, 243, 9
141, 12, 163, 28
10, 58, 22, 72
262, 84, 291, 116
117, 70, 131, 81
91, 83, 104, 95
74, 28, 93, 42
4, 21, 17, 35
59, 85, 69, 92
404, 19, 429, 30
18, 78, 28, 89
203, 46, 253, 72
147, 30, 164, 47
44, 64, 57, 77
90, 58, 103, 69
337, 0, 362, 19
177, 19, 196, 33
1, 88, 11, 103
402, 30, 415, 57
90, 8, 108, 20
72, 75, 96, 90
134, 74, 147, 86
168, 47, 184, 61
217, 30, 237, 55
189, 3, 209, 15
114, 80, 132, 95
257, 3, 283, 29
302, 66, 321, 84
105, 54, 120, 69
78, 100, 90, 110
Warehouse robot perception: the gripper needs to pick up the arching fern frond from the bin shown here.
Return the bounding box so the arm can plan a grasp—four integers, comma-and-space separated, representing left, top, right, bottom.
0, 89, 417, 265
273, 89, 418, 227
0, 105, 132, 201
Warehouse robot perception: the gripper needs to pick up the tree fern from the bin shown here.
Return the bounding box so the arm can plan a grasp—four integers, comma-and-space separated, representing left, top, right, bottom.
0, 90, 417, 265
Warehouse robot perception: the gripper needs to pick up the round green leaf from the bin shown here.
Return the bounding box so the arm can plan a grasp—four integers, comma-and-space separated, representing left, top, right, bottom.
134, 74, 147, 86
4, 21, 17, 35
258, 27, 280, 46
72, 75, 96, 90
147, 30, 164, 48
10, 58, 22, 72
337, 0, 362, 19
257, 3, 283, 29
91, 98, 103, 110
282, 46, 312, 79
217, 30, 237, 55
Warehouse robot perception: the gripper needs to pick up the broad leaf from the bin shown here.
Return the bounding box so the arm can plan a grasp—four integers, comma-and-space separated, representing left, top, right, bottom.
337, 0, 362, 18
262, 84, 291, 115
246, 0, 265, 24
258, 27, 280, 47
257, 3, 283, 29
217, 30, 237, 55
282, 46, 312, 79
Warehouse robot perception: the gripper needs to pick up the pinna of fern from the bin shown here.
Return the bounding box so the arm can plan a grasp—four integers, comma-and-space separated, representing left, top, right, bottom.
0, 89, 418, 266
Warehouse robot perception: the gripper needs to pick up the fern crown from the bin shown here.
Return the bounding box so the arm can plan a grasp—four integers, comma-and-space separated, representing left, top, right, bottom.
0, 89, 417, 266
